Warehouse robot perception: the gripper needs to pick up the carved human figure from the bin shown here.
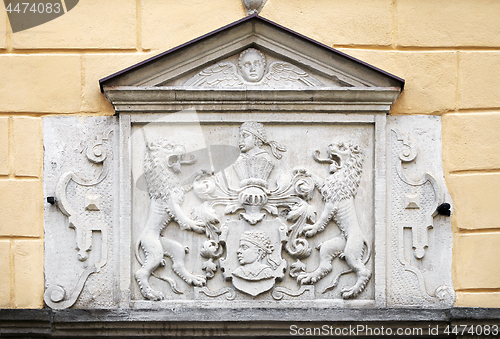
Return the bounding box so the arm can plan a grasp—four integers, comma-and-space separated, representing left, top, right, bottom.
234, 121, 286, 187
238, 48, 266, 83
233, 122, 286, 224
232, 231, 275, 281
238, 123, 270, 158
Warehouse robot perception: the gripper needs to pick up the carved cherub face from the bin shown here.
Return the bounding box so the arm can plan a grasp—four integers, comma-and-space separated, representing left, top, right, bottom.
237, 240, 263, 265
238, 130, 258, 153
239, 50, 266, 83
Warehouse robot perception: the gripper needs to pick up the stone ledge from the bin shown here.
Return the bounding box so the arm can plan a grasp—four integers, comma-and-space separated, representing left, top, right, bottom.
0, 309, 52, 337
1, 308, 500, 337
104, 87, 401, 114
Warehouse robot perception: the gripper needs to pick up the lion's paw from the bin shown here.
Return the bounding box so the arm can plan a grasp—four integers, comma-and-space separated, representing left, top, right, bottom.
191, 223, 206, 234
293, 168, 310, 176
341, 287, 357, 300
303, 224, 319, 238
188, 275, 207, 287
143, 287, 165, 301
297, 273, 318, 285
185, 219, 206, 234
180, 220, 206, 234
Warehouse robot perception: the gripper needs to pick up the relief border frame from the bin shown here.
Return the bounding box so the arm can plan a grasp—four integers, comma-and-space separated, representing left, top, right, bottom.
117, 105, 389, 309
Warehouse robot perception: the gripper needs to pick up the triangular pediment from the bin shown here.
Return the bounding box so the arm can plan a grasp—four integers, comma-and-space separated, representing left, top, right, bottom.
100, 15, 403, 114
100, 15, 403, 91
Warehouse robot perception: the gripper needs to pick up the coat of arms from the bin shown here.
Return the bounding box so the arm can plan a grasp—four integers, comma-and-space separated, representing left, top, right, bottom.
134, 121, 371, 300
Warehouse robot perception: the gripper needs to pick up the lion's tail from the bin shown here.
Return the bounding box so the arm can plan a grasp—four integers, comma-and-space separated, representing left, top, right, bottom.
135, 240, 183, 295
321, 239, 371, 294
322, 268, 350, 293
151, 273, 183, 295
362, 238, 371, 265
135, 240, 144, 266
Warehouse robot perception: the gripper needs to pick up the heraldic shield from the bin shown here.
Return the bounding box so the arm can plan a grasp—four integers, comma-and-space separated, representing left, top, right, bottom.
220, 219, 287, 296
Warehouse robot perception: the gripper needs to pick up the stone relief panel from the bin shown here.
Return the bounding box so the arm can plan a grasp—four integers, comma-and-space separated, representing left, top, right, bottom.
130, 117, 375, 304
386, 116, 455, 307
43, 117, 117, 309
43, 114, 454, 309
180, 48, 342, 88
46, 14, 446, 311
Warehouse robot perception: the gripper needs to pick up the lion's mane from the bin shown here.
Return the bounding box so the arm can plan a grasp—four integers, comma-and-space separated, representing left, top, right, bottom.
320, 145, 363, 203
144, 139, 183, 201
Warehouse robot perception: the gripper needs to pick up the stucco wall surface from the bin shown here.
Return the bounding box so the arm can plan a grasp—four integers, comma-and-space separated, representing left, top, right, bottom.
0, 0, 499, 308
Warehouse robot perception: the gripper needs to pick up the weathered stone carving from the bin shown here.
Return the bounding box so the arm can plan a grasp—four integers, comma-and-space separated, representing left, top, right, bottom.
134, 139, 207, 301
392, 129, 442, 260
242, 0, 267, 15
196, 286, 236, 300
298, 142, 372, 299
387, 116, 454, 307
44, 131, 111, 309
84, 193, 101, 211
45, 115, 454, 309
230, 230, 282, 296
191, 122, 290, 296
233, 121, 286, 224
156, 122, 370, 300
233, 231, 275, 281
271, 286, 314, 301
44, 15, 460, 313
184, 48, 324, 89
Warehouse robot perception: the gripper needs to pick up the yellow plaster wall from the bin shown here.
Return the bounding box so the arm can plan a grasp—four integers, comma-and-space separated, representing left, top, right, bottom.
0, 0, 499, 308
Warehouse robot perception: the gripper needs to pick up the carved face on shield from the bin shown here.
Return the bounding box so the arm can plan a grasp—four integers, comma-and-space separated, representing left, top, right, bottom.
237, 239, 264, 265
233, 231, 275, 281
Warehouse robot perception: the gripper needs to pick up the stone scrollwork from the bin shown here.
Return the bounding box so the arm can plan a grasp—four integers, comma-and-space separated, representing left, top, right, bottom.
184, 48, 324, 89
196, 286, 236, 300
44, 131, 112, 309
271, 286, 314, 301
392, 128, 443, 260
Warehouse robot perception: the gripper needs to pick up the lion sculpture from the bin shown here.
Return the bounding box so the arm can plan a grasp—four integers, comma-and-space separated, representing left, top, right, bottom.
298, 142, 371, 299
135, 139, 207, 301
